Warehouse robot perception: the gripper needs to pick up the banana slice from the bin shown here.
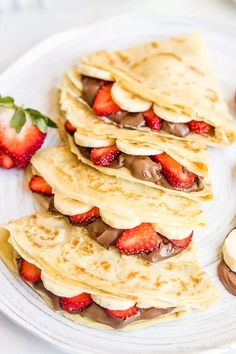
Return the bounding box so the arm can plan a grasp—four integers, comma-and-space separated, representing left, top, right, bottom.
153, 223, 192, 240
41, 273, 85, 297
100, 210, 140, 229
116, 139, 163, 156
91, 294, 135, 310
153, 105, 192, 123
111, 82, 152, 112
54, 194, 93, 216
222, 229, 236, 272
74, 131, 115, 148
77, 63, 114, 81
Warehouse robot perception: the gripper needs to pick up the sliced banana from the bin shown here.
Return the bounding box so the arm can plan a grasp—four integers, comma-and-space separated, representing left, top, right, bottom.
41, 273, 85, 297
74, 131, 115, 148
111, 82, 152, 112
54, 194, 93, 216
100, 210, 140, 229
91, 294, 135, 310
153, 223, 192, 240
153, 105, 192, 123
116, 139, 163, 156
222, 229, 236, 272
77, 63, 114, 81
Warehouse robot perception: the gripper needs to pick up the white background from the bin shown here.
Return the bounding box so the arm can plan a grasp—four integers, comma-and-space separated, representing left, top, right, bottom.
0, 0, 236, 353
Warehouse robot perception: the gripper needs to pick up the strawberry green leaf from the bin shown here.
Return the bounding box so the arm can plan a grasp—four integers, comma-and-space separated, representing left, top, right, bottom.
46, 117, 57, 128
0, 96, 15, 106
25, 108, 57, 131
10, 108, 26, 133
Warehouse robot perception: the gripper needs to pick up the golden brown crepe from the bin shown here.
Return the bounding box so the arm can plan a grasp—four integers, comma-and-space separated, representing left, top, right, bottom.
70, 34, 236, 146
0, 213, 220, 329
30, 146, 206, 229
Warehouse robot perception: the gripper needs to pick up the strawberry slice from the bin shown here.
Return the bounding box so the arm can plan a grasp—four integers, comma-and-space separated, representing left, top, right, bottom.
93, 84, 122, 116
143, 109, 162, 131
188, 120, 212, 135
105, 306, 140, 320
60, 293, 93, 313
153, 153, 197, 189
20, 259, 41, 283
69, 207, 100, 226
0, 117, 46, 168
0, 149, 14, 169
116, 223, 162, 255
170, 232, 193, 248
64, 120, 76, 135
29, 175, 53, 197
90, 145, 120, 166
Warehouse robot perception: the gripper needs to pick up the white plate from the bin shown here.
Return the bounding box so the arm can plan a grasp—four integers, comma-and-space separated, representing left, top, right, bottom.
0, 14, 236, 354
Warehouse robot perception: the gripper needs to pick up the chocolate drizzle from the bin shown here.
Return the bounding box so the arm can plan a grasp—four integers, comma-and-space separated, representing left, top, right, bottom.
218, 259, 236, 296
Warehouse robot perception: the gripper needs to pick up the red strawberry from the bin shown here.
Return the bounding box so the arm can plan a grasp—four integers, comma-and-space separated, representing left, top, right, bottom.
188, 120, 212, 135
116, 223, 162, 255
170, 232, 193, 248
105, 306, 140, 320
0, 117, 46, 168
153, 153, 197, 189
143, 109, 162, 131
90, 145, 120, 166
93, 84, 122, 116
60, 293, 93, 313
64, 120, 76, 135
0, 149, 14, 169
69, 207, 100, 226
20, 259, 41, 283
29, 175, 53, 197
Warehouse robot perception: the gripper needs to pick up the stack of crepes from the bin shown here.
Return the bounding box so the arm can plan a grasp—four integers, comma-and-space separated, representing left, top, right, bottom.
1, 33, 236, 330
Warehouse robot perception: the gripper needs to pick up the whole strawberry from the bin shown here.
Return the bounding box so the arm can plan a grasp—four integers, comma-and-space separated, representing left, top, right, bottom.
0, 95, 57, 169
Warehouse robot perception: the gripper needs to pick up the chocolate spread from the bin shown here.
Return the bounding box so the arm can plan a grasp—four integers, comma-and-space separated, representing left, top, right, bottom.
161, 121, 190, 138
86, 220, 184, 262
81, 76, 104, 106
75, 143, 203, 193
87, 219, 123, 248
81, 76, 214, 139
109, 112, 146, 128
30, 279, 175, 329
218, 259, 236, 296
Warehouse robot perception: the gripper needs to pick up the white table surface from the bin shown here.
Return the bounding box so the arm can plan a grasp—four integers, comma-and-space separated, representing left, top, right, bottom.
0, 0, 236, 353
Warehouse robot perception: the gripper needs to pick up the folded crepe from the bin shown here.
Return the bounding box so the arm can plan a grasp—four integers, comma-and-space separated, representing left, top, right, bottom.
57, 97, 213, 202
28, 146, 206, 263
67, 33, 236, 146
30, 146, 205, 229
0, 212, 220, 329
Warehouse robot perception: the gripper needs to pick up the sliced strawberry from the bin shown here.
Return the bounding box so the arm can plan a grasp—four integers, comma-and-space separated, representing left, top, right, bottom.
93, 84, 122, 116
170, 232, 193, 248
188, 120, 213, 135
69, 207, 100, 226
153, 153, 197, 189
64, 120, 76, 135
0, 149, 14, 169
60, 293, 93, 313
0, 118, 46, 168
20, 259, 41, 283
143, 109, 162, 131
90, 145, 120, 166
105, 306, 140, 320
29, 175, 53, 197
116, 223, 162, 255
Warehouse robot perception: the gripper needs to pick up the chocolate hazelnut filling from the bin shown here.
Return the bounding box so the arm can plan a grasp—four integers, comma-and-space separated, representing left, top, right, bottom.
218, 259, 236, 296
81, 76, 214, 138
29, 280, 175, 329
76, 144, 203, 193
48, 199, 185, 263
